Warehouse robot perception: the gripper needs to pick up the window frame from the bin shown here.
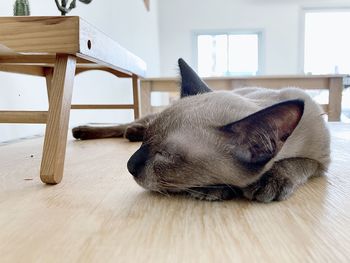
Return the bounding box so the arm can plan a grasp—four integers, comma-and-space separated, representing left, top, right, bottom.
192, 29, 265, 76
299, 6, 350, 74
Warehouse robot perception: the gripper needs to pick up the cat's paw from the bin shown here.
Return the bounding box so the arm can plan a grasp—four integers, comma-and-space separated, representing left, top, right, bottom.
189, 186, 243, 201
124, 123, 146, 142
243, 173, 295, 203
72, 125, 91, 140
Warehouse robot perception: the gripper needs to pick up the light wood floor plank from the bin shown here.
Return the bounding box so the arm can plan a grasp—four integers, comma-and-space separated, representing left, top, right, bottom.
0, 124, 349, 262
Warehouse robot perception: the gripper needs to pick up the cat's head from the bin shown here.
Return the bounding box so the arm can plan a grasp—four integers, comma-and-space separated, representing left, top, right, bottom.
127, 59, 304, 193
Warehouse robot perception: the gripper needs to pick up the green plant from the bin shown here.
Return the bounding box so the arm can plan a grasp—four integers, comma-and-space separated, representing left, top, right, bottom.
13, 0, 30, 16
54, 0, 93, 16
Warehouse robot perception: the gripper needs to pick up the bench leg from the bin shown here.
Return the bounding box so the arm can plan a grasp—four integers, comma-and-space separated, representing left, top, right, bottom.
132, 75, 140, 120
40, 55, 76, 184
44, 67, 54, 103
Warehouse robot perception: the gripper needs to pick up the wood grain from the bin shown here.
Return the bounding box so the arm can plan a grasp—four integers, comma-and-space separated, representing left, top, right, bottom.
140, 80, 152, 116
45, 67, 54, 103
0, 17, 146, 78
71, 104, 135, 110
132, 75, 140, 119
0, 124, 348, 262
0, 111, 47, 123
328, 77, 343, 122
144, 76, 342, 91
0, 55, 90, 65
40, 54, 76, 184
75, 67, 130, 78
0, 65, 45, 76
145, 74, 348, 81
0, 17, 79, 54
141, 75, 345, 120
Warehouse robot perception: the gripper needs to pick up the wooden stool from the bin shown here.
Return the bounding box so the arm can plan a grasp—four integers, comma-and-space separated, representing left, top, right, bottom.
0, 17, 146, 184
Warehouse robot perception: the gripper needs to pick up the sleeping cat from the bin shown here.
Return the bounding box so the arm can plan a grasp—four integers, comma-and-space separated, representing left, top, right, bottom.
72, 58, 330, 202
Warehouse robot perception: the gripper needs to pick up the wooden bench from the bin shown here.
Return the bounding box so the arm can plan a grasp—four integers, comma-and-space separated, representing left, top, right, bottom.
0, 16, 146, 184
141, 75, 345, 121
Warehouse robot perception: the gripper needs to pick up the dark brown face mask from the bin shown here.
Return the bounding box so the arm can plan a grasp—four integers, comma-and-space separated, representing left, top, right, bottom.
127, 144, 150, 178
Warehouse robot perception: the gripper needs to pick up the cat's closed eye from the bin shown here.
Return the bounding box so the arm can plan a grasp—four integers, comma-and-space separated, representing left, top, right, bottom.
154, 150, 172, 164
153, 153, 175, 175
155, 150, 170, 157
154, 150, 182, 167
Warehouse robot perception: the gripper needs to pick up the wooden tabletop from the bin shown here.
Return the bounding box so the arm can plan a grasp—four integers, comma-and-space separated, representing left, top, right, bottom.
0, 16, 146, 77
145, 74, 348, 81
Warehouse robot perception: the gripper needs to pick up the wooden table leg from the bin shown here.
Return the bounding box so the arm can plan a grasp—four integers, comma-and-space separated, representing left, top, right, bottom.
40, 55, 76, 184
328, 77, 343, 122
132, 74, 140, 120
140, 80, 151, 117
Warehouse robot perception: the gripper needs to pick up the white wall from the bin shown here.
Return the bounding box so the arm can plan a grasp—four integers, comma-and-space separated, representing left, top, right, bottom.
158, 0, 350, 76
3, 0, 350, 142
0, 0, 160, 142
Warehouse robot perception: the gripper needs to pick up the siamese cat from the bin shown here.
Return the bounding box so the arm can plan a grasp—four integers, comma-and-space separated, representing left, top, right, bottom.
72, 59, 330, 202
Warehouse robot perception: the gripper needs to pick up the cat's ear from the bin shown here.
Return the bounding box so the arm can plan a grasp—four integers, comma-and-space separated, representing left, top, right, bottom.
220, 100, 304, 165
178, 58, 212, 98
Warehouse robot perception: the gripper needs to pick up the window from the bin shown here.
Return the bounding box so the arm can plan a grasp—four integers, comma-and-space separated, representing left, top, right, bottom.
304, 10, 350, 74
196, 32, 261, 77
303, 9, 350, 122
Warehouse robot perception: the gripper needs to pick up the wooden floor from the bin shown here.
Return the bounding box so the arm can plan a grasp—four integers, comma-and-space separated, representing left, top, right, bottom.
0, 124, 349, 263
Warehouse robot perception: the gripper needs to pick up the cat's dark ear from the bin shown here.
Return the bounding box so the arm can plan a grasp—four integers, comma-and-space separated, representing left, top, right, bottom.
178, 58, 212, 98
220, 100, 304, 165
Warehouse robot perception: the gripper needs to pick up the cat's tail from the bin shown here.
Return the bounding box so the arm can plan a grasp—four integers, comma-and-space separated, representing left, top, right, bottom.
72, 113, 157, 142
72, 122, 147, 142
72, 124, 129, 140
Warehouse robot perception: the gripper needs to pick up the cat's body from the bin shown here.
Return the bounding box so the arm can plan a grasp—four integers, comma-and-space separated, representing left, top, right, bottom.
73, 59, 330, 202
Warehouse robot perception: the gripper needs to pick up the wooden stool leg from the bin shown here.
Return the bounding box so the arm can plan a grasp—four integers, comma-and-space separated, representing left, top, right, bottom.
132, 75, 140, 120
40, 55, 76, 184
44, 67, 54, 103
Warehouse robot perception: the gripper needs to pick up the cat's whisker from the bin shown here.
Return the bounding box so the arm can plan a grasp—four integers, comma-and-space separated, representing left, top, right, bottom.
157, 180, 221, 200
188, 187, 225, 201
153, 188, 170, 197
181, 188, 211, 199
158, 179, 200, 190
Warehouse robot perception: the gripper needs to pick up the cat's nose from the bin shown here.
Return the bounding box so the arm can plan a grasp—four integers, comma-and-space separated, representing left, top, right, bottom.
127, 144, 149, 177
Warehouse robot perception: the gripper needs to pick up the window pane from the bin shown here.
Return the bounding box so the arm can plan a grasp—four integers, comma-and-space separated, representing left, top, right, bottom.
198, 35, 227, 77
198, 35, 214, 77
228, 34, 258, 75
304, 11, 350, 74
197, 33, 259, 77
213, 35, 228, 75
